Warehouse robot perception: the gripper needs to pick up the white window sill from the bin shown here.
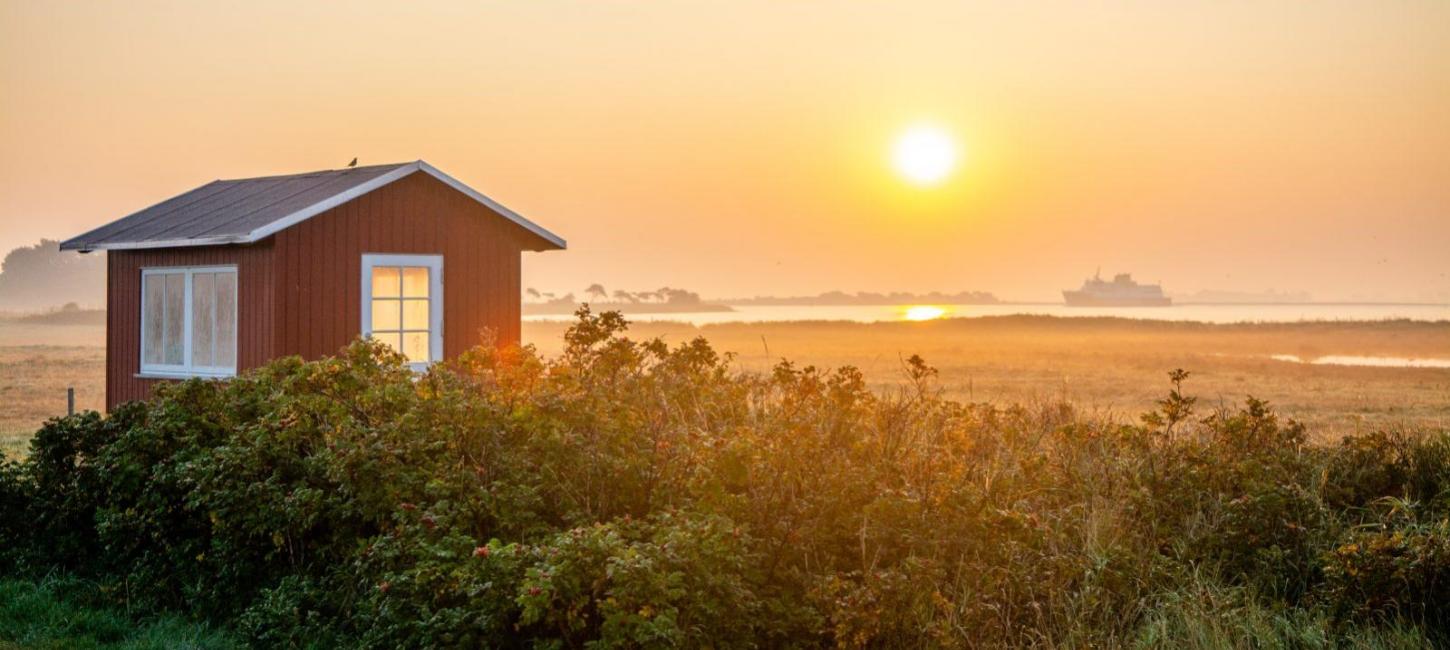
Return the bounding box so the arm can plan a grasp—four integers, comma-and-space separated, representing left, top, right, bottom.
135, 371, 236, 380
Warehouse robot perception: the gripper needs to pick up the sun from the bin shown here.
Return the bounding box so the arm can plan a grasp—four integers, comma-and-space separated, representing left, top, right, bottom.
904, 305, 947, 321
892, 125, 958, 186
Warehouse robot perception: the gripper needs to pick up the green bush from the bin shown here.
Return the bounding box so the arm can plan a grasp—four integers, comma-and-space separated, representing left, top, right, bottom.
1325, 430, 1450, 515
0, 309, 1444, 646
1320, 519, 1450, 628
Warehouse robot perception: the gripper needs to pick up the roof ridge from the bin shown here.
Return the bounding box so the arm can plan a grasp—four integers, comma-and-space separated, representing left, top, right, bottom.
216, 161, 415, 183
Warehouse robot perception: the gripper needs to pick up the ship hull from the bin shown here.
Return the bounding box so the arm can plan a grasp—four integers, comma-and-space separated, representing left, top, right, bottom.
1062, 291, 1172, 307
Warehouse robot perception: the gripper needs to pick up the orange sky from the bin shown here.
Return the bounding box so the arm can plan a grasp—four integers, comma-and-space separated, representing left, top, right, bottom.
2, 1, 1447, 302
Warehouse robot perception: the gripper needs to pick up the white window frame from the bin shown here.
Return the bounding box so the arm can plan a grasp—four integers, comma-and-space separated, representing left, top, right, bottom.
360, 253, 444, 371
139, 265, 238, 378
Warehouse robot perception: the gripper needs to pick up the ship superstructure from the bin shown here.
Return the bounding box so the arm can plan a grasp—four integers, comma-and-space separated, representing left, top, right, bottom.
1063, 271, 1171, 307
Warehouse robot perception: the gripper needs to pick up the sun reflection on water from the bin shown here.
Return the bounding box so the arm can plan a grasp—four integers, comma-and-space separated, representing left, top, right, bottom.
903, 305, 947, 321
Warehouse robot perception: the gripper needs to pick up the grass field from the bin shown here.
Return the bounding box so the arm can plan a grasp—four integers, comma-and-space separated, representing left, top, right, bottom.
0, 345, 104, 459
0, 577, 238, 649
526, 316, 1450, 437
2, 315, 1446, 456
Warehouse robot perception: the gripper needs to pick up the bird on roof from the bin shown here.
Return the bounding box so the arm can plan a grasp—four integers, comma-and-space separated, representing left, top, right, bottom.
347, 157, 358, 168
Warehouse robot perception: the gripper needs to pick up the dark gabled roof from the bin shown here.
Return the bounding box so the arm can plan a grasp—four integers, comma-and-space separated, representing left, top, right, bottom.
59, 160, 565, 252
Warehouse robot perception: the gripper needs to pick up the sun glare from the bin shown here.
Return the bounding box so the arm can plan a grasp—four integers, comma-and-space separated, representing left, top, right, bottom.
892, 125, 958, 186
904, 305, 947, 321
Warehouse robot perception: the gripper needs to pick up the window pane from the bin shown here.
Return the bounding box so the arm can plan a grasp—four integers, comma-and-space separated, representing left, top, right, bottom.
215, 272, 237, 369
371, 299, 401, 332
402, 299, 429, 331
371, 267, 401, 298
164, 273, 185, 365
402, 267, 429, 298
402, 332, 430, 363
192, 273, 215, 367
143, 276, 164, 364
372, 332, 401, 356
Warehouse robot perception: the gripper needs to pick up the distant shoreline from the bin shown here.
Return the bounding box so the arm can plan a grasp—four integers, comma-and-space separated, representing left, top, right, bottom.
726, 300, 1446, 309
994, 301, 1449, 307
522, 302, 735, 316
0, 307, 106, 326
522, 302, 1450, 326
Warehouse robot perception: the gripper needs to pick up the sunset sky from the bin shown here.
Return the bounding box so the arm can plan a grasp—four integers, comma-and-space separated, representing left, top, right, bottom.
2, 1, 1447, 302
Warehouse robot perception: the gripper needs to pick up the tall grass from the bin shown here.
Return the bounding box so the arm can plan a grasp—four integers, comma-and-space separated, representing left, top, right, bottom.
0, 575, 238, 649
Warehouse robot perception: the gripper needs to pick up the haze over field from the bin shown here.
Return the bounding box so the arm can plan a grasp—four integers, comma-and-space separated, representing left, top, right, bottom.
2, 1, 1448, 302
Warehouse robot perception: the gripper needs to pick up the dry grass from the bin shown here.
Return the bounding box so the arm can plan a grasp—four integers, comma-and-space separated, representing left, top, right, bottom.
2, 316, 1446, 457
527, 316, 1450, 438
0, 347, 104, 458
0, 322, 106, 458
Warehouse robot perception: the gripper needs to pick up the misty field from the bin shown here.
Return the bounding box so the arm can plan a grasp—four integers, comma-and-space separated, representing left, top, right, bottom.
2, 316, 1447, 458
524, 316, 1450, 437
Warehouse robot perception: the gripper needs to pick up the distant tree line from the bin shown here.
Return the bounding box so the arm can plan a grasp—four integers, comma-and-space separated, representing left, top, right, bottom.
0, 240, 104, 312
526, 285, 705, 306
524, 285, 997, 307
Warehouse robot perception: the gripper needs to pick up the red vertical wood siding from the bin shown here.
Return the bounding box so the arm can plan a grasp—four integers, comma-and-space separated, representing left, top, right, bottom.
272, 172, 528, 360
106, 242, 275, 409
106, 171, 537, 409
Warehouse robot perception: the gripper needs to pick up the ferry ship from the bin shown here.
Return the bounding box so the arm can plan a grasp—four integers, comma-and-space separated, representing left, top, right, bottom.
1063, 271, 1171, 307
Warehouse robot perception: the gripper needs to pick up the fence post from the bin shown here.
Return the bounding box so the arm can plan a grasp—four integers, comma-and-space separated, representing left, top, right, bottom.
67, 387, 75, 416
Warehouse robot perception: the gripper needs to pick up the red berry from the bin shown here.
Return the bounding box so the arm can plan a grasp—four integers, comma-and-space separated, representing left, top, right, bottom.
473, 546, 490, 558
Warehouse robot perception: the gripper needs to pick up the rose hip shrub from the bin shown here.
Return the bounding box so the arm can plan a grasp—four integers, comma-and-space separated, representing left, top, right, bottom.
1, 309, 1447, 647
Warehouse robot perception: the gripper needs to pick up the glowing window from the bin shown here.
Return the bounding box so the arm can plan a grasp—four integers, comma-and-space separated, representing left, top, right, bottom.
361, 254, 443, 369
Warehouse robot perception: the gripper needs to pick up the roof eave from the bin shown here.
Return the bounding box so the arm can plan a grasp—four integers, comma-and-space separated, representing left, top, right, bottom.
60, 234, 253, 252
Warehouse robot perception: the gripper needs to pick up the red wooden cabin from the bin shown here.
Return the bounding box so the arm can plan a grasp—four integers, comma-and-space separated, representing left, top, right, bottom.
60, 161, 565, 409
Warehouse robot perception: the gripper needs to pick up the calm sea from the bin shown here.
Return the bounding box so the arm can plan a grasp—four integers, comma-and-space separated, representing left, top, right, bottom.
523, 303, 1450, 326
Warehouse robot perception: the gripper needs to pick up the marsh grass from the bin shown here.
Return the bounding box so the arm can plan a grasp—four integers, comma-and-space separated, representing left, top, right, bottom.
1120, 571, 1436, 650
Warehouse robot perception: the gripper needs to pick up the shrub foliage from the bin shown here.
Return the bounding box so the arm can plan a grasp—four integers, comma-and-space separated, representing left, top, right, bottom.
2, 309, 1447, 647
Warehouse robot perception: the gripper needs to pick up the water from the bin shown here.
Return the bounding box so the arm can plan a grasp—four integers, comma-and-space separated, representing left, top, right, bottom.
1270, 354, 1450, 369
524, 303, 1450, 326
